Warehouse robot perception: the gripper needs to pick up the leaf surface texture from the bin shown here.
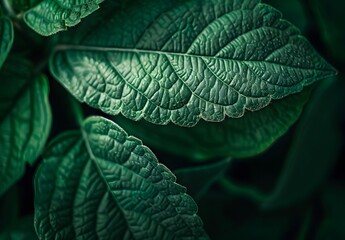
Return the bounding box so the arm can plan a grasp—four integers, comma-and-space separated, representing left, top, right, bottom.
51, 0, 335, 126
23, 0, 104, 36
35, 116, 208, 239
115, 89, 311, 160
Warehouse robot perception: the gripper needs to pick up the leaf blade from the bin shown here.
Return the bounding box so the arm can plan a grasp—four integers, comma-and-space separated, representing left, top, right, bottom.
23, 0, 104, 36
0, 56, 52, 196
0, 16, 13, 69
51, 0, 335, 126
35, 116, 209, 239
115, 88, 311, 160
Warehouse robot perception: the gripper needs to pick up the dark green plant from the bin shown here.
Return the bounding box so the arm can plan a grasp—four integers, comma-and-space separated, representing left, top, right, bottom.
0, 0, 344, 239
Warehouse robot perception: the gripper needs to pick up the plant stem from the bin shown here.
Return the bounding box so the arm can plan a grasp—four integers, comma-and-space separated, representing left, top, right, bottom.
68, 96, 84, 126
219, 177, 266, 204
298, 207, 313, 240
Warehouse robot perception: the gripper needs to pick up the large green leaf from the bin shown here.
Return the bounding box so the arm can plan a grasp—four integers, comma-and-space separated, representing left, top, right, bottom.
35, 116, 208, 240
115, 89, 311, 160
263, 78, 342, 209
50, 0, 335, 127
21, 0, 104, 36
0, 16, 13, 69
0, 56, 51, 196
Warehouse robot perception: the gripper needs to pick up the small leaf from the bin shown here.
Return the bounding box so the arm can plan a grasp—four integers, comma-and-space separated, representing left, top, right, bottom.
174, 158, 231, 200
115, 89, 311, 160
22, 0, 104, 36
35, 116, 209, 239
50, 0, 335, 127
0, 56, 52, 196
263, 78, 342, 209
0, 16, 13, 69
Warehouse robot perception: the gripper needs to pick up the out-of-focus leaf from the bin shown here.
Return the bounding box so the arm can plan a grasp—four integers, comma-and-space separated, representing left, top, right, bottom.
311, 0, 345, 64
263, 0, 309, 32
35, 116, 209, 240
317, 184, 345, 240
263, 78, 342, 209
115, 89, 311, 160
0, 15, 13, 69
174, 158, 231, 200
0, 56, 52, 196
0, 216, 38, 240
51, 0, 335, 127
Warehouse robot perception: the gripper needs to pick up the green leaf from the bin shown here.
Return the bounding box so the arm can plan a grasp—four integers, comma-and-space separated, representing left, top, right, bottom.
50, 0, 335, 127
35, 116, 209, 239
22, 0, 104, 36
174, 158, 231, 200
0, 56, 52, 196
115, 89, 311, 160
0, 216, 38, 240
263, 78, 342, 209
0, 16, 13, 69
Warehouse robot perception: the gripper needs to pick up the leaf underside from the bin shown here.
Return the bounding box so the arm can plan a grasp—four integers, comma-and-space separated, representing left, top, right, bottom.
0, 16, 13, 69
35, 116, 208, 240
23, 0, 104, 36
51, 0, 335, 127
115, 88, 311, 160
0, 56, 51, 196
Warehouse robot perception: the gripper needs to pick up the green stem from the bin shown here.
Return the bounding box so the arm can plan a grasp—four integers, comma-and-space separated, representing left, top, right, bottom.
219, 177, 266, 204
68, 96, 84, 126
298, 207, 312, 240
2, 0, 16, 17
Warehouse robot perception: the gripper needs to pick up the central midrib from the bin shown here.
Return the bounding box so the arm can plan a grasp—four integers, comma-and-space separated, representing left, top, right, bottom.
53, 44, 333, 73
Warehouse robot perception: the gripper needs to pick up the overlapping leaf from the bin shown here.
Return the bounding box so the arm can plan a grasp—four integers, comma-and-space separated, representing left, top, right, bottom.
0, 56, 51, 196
115, 89, 311, 160
263, 78, 342, 209
0, 15, 13, 68
51, 0, 335, 126
35, 116, 208, 239
22, 0, 104, 36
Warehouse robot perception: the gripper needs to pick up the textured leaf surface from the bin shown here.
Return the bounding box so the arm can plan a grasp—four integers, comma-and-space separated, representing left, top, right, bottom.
23, 0, 104, 36
263, 78, 342, 209
0, 56, 51, 196
0, 16, 13, 69
35, 116, 208, 240
115, 89, 311, 160
174, 158, 231, 200
51, 0, 335, 126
